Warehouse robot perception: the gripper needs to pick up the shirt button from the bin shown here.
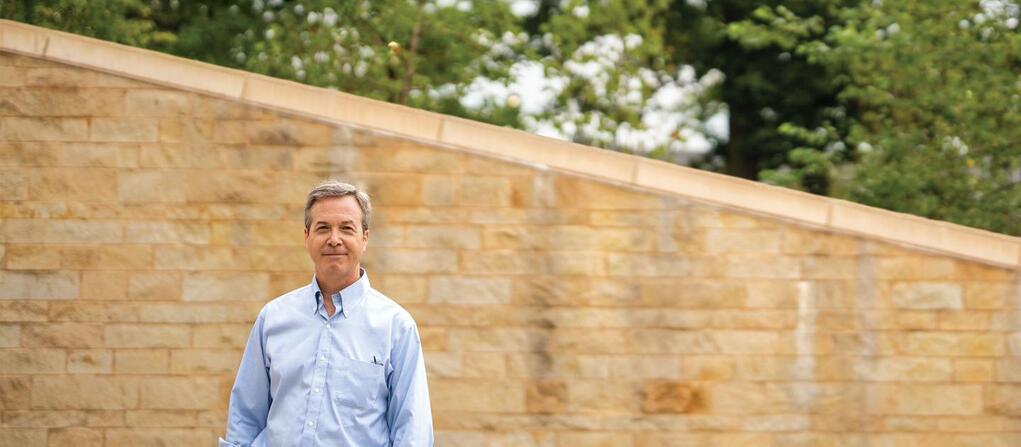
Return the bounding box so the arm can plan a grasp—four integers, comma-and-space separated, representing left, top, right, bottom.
319, 355, 326, 362
313, 387, 321, 394
307, 420, 314, 427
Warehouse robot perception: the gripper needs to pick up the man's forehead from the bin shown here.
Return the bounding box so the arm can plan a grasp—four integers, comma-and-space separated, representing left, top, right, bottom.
309, 197, 362, 223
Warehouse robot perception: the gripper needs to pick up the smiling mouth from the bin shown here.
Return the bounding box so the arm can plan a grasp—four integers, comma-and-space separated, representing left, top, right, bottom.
323, 253, 348, 257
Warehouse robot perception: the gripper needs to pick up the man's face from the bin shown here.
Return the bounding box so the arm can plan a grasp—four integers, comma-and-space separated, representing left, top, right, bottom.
304, 196, 369, 287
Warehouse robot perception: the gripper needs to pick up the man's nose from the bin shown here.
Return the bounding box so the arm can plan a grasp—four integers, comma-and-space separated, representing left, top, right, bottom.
327, 229, 343, 245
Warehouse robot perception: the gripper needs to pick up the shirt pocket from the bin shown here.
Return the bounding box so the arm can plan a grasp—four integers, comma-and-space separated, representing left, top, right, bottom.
332, 356, 385, 409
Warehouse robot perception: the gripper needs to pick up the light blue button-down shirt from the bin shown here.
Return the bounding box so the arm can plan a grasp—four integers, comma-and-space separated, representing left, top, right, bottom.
220, 272, 433, 447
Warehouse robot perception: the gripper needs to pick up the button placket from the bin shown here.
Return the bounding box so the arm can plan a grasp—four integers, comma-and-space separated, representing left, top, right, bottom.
300, 325, 331, 441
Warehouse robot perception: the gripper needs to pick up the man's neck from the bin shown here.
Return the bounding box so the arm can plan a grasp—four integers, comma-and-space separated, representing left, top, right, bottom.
316, 271, 359, 299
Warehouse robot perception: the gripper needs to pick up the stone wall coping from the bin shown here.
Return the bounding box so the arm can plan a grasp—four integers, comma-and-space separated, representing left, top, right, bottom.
3, 19, 1019, 269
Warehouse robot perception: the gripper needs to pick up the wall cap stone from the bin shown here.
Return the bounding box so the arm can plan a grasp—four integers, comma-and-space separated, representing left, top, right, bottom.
2, 19, 1018, 269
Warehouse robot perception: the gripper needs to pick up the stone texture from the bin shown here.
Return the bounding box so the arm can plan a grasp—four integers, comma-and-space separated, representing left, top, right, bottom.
891, 282, 963, 309
641, 382, 695, 413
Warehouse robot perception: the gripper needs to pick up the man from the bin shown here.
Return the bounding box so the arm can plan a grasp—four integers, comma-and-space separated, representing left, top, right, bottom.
220, 181, 433, 446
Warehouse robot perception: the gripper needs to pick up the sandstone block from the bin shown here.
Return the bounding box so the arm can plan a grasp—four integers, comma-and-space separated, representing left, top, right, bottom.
430, 379, 524, 412
448, 328, 549, 352
568, 380, 638, 413
554, 177, 663, 210
90, 118, 158, 142
891, 282, 963, 309
125, 409, 198, 427
359, 144, 464, 173
422, 176, 455, 206
955, 359, 993, 382
0, 168, 28, 199
104, 428, 218, 446
642, 381, 695, 413
964, 283, 1011, 310
124, 89, 191, 116
939, 311, 990, 331
875, 256, 956, 280
985, 385, 1021, 416
192, 324, 251, 349
782, 229, 860, 255
139, 143, 222, 168
713, 331, 782, 354
21, 323, 104, 348
68, 350, 113, 374
179, 272, 268, 302
114, 350, 169, 374
802, 257, 858, 279
245, 120, 331, 145
79, 271, 128, 300
186, 171, 279, 203
5, 245, 60, 269
0, 66, 25, 86
458, 177, 511, 207
139, 377, 222, 409
0, 270, 78, 300
0, 88, 123, 117
154, 246, 235, 270
0, 430, 46, 447
526, 380, 567, 414
0, 349, 64, 373
104, 324, 190, 348
118, 170, 188, 203
58, 142, 139, 168
372, 275, 427, 304
558, 432, 632, 447
2, 219, 122, 244
866, 384, 982, 415
0, 301, 48, 322
0, 323, 19, 347
428, 276, 511, 305
1, 409, 88, 428
726, 256, 801, 279
291, 146, 357, 172
904, 332, 1004, 357
169, 349, 241, 374
220, 145, 294, 170
32, 376, 138, 410
29, 168, 117, 201
137, 303, 228, 323
423, 352, 461, 378
0, 375, 33, 410
47, 427, 103, 446
48, 302, 138, 322
210, 221, 300, 246
641, 280, 746, 308
405, 226, 481, 249
854, 357, 952, 382
0, 117, 87, 141
461, 352, 507, 378
608, 254, 688, 277
370, 249, 457, 273
703, 229, 781, 254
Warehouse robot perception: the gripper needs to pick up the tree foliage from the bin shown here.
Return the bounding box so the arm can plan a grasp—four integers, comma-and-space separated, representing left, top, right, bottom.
737, 0, 1021, 234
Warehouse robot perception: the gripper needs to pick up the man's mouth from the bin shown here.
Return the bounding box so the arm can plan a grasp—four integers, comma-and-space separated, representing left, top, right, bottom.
322, 253, 348, 257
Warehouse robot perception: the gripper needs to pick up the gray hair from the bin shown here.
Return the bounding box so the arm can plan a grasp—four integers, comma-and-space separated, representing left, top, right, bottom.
304, 180, 372, 231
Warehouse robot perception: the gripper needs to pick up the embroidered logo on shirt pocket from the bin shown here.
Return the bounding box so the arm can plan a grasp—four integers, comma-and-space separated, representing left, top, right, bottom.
332, 356, 385, 408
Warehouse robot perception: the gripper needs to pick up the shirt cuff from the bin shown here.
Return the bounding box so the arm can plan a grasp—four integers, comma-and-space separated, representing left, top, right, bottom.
218, 437, 241, 447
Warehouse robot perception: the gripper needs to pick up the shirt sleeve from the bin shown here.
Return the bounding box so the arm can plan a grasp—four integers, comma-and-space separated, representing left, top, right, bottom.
386, 315, 434, 446
224, 309, 272, 446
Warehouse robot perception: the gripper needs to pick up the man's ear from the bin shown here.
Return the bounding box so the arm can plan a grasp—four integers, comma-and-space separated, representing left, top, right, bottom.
362, 229, 370, 251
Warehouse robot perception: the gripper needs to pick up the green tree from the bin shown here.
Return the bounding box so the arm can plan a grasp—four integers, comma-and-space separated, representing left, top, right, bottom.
739, 0, 1021, 234
1, 0, 174, 47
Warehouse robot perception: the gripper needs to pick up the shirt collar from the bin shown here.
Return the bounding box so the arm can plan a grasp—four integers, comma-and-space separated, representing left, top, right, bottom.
311, 269, 370, 318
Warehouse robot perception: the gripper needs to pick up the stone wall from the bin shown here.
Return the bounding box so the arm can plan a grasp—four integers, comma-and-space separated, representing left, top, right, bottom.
2, 49, 1020, 447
